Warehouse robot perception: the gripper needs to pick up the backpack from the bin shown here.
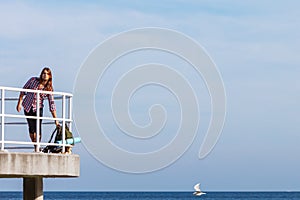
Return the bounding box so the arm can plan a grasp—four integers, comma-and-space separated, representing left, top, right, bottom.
42, 125, 74, 153
54, 124, 73, 143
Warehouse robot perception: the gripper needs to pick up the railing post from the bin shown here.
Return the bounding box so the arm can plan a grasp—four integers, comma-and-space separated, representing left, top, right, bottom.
68, 96, 72, 132
62, 95, 66, 153
36, 91, 40, 152
1, 88, 5, 151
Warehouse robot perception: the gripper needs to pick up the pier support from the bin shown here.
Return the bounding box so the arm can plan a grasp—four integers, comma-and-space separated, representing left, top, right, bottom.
23, 177, 43, 200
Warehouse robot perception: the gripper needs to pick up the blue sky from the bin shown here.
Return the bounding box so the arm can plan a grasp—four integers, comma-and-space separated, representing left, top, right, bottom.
1, 0, 300, 191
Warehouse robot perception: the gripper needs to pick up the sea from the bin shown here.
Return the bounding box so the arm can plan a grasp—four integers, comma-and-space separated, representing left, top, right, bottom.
0, 192, 300, 200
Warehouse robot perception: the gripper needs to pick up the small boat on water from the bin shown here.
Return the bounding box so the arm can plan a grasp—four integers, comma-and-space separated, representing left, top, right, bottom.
193, 183, 206, 196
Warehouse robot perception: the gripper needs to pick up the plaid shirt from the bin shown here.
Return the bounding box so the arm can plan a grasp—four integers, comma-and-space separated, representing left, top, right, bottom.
21, 77, 56, 113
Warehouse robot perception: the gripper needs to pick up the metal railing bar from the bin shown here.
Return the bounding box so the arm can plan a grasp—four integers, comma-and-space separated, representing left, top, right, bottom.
0, 121, 71, 125
2, 140, 73, 147
0, 114, 72, 122
62, 95, 66, 153
0, 86, 73, 97
2, 96, 72, 101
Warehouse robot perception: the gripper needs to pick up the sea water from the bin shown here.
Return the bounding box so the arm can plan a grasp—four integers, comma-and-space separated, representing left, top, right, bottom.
0, 191, 300, 200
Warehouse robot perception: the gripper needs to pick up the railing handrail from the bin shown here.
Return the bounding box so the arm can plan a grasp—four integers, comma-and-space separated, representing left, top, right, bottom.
0, 86, 73, 153
0, 86, 73, 97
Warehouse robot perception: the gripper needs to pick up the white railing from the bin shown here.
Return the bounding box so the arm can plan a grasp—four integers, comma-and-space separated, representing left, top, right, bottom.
0, 86, 73, 153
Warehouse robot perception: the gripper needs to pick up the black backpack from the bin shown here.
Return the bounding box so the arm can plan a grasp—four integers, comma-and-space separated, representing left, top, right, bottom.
42, 125, 73, 153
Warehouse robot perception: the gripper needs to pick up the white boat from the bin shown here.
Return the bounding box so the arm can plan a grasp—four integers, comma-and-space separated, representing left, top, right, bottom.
193, 183, 206, 196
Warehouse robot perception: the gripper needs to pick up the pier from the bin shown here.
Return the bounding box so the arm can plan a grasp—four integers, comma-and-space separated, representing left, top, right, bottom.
0, 86, 80, 200
0, 152, 80, 199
